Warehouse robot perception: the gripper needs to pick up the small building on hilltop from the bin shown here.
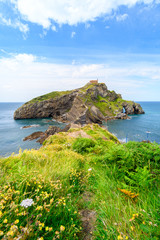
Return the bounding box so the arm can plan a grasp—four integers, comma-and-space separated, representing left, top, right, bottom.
89, 80, 98, 84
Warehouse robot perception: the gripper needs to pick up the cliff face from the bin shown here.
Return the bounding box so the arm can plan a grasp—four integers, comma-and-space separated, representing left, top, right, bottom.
14, 82, 145, 124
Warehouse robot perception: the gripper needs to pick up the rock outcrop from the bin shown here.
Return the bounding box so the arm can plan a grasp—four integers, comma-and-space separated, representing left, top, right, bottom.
23, 124, 71, 144
14, 82, 145, 125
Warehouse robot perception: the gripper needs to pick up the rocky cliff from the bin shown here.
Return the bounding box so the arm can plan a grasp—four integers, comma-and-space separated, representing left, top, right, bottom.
14, 82, 144, 124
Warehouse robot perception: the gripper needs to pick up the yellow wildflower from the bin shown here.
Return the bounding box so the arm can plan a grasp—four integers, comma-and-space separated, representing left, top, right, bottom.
37, 237, 44, 240
125, 236, 129, 240
39, 227, 42, 231
55, 231, 59, 234
14, 219, 19, 224
0, 210, 2, 217
49, 227, 53, 232
133, 213, 138, 217
117, 235, 123, 240
0, 231, 4, 236
7, 230, 14, 236
60, 225, 65, 231
45, 226, 49, 231
39, 222, 44, 228
3, 218, 8, 223
10, 225, 18, 231
36, 206, 43, 211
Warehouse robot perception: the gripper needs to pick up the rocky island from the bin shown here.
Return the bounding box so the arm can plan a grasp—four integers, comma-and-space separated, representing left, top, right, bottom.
14, 80, 144, 125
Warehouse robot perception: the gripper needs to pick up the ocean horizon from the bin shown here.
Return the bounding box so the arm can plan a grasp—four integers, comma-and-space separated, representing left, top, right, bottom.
0, 101, 160, 157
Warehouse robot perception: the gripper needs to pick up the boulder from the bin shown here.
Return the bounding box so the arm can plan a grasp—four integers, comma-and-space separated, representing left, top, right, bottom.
23, 131, 44, 141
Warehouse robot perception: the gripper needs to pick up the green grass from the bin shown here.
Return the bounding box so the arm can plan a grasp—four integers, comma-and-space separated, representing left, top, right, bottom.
0, 124, 159, 239
25, 90, 73, 105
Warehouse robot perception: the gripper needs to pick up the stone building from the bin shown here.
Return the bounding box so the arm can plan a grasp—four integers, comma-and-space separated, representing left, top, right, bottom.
89, 80, 98, 84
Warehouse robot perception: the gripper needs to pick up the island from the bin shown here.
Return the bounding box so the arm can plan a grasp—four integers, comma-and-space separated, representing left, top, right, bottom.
14, 81, 144, 125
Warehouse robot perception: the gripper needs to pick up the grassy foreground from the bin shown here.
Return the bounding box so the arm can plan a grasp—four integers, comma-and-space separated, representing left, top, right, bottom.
0, 124, 159, 240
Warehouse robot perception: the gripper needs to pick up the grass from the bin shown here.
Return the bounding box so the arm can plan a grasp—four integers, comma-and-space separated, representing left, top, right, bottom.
0, 124, 159, 239
25, 90, 73, 105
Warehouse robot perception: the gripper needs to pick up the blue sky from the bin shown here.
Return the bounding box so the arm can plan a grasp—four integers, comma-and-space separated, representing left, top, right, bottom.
0, 0, 160, 102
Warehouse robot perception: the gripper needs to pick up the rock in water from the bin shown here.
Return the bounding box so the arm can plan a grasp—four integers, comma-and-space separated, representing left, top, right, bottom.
14, 82, 145, 125
23, 124, 72, 144
23, 131, 44, 141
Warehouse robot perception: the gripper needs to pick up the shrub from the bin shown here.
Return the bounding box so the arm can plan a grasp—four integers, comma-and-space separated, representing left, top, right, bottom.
72, 138, 96, 154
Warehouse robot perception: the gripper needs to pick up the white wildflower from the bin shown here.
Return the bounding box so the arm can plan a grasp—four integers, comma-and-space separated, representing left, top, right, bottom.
20, 198, 34, 208
88, 168, 92, 171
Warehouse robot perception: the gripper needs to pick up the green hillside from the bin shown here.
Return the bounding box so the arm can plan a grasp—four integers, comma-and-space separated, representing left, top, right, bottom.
0, 124, 159, 239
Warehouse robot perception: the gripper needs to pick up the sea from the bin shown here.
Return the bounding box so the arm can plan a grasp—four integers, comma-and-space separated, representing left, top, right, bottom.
0, 102, 160, 157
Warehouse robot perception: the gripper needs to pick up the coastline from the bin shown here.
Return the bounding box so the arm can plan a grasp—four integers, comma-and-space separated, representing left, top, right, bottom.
0, 101, 160, 156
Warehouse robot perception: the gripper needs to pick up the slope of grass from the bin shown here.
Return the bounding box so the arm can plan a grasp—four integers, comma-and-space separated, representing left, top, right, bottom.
25, 90, 73, 105
0, 124, 159, 239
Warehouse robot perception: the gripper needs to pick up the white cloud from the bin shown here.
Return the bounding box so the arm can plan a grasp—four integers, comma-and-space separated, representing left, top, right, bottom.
12, 0, 156, 28
51, 25, 57, 31
1, 53, 160, 101
71, 31, 76, 38
0, 14, 29, 34
116, 14, 128, 22
15, 53, 36, 63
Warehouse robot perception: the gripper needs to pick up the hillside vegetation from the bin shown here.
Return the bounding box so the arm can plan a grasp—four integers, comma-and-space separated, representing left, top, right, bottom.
0, 124, 159, 240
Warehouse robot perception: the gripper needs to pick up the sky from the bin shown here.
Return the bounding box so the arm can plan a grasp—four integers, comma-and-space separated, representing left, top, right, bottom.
0, 0, 160, 102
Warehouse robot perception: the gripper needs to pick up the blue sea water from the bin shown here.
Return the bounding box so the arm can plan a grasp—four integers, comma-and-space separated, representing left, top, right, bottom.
105, 102, 160, 144
0, 102, 159, 157
0, 102, 65, 157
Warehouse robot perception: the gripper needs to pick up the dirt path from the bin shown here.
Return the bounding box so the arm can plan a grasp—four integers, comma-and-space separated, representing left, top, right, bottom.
79, 192, 96, 240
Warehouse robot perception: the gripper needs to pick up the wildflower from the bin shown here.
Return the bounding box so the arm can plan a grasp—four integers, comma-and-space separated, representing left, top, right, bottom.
0, 231, 4, 236
0, 210, 2, 217
117, 235, 123, 240
55, 231, 59, 234
7, 230, 14, 236
20, 198, 34, 208
39, 222, 44, 228
3, 218, 8, 223
10, 225, 18, 231
118, 188, 139, 199
45, 226, 49, 231
130, 226, 134, 231
36, 206, 43, 211
49, 227, 53, 232
60, 225, 65, 231
37, 237, 44, 240
88, 168, 92, 171
14, 219, 19, 224
133, 213, 138, 217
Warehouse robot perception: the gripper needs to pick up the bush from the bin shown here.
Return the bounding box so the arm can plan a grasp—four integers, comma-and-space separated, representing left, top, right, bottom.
72, 138, 96, 154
